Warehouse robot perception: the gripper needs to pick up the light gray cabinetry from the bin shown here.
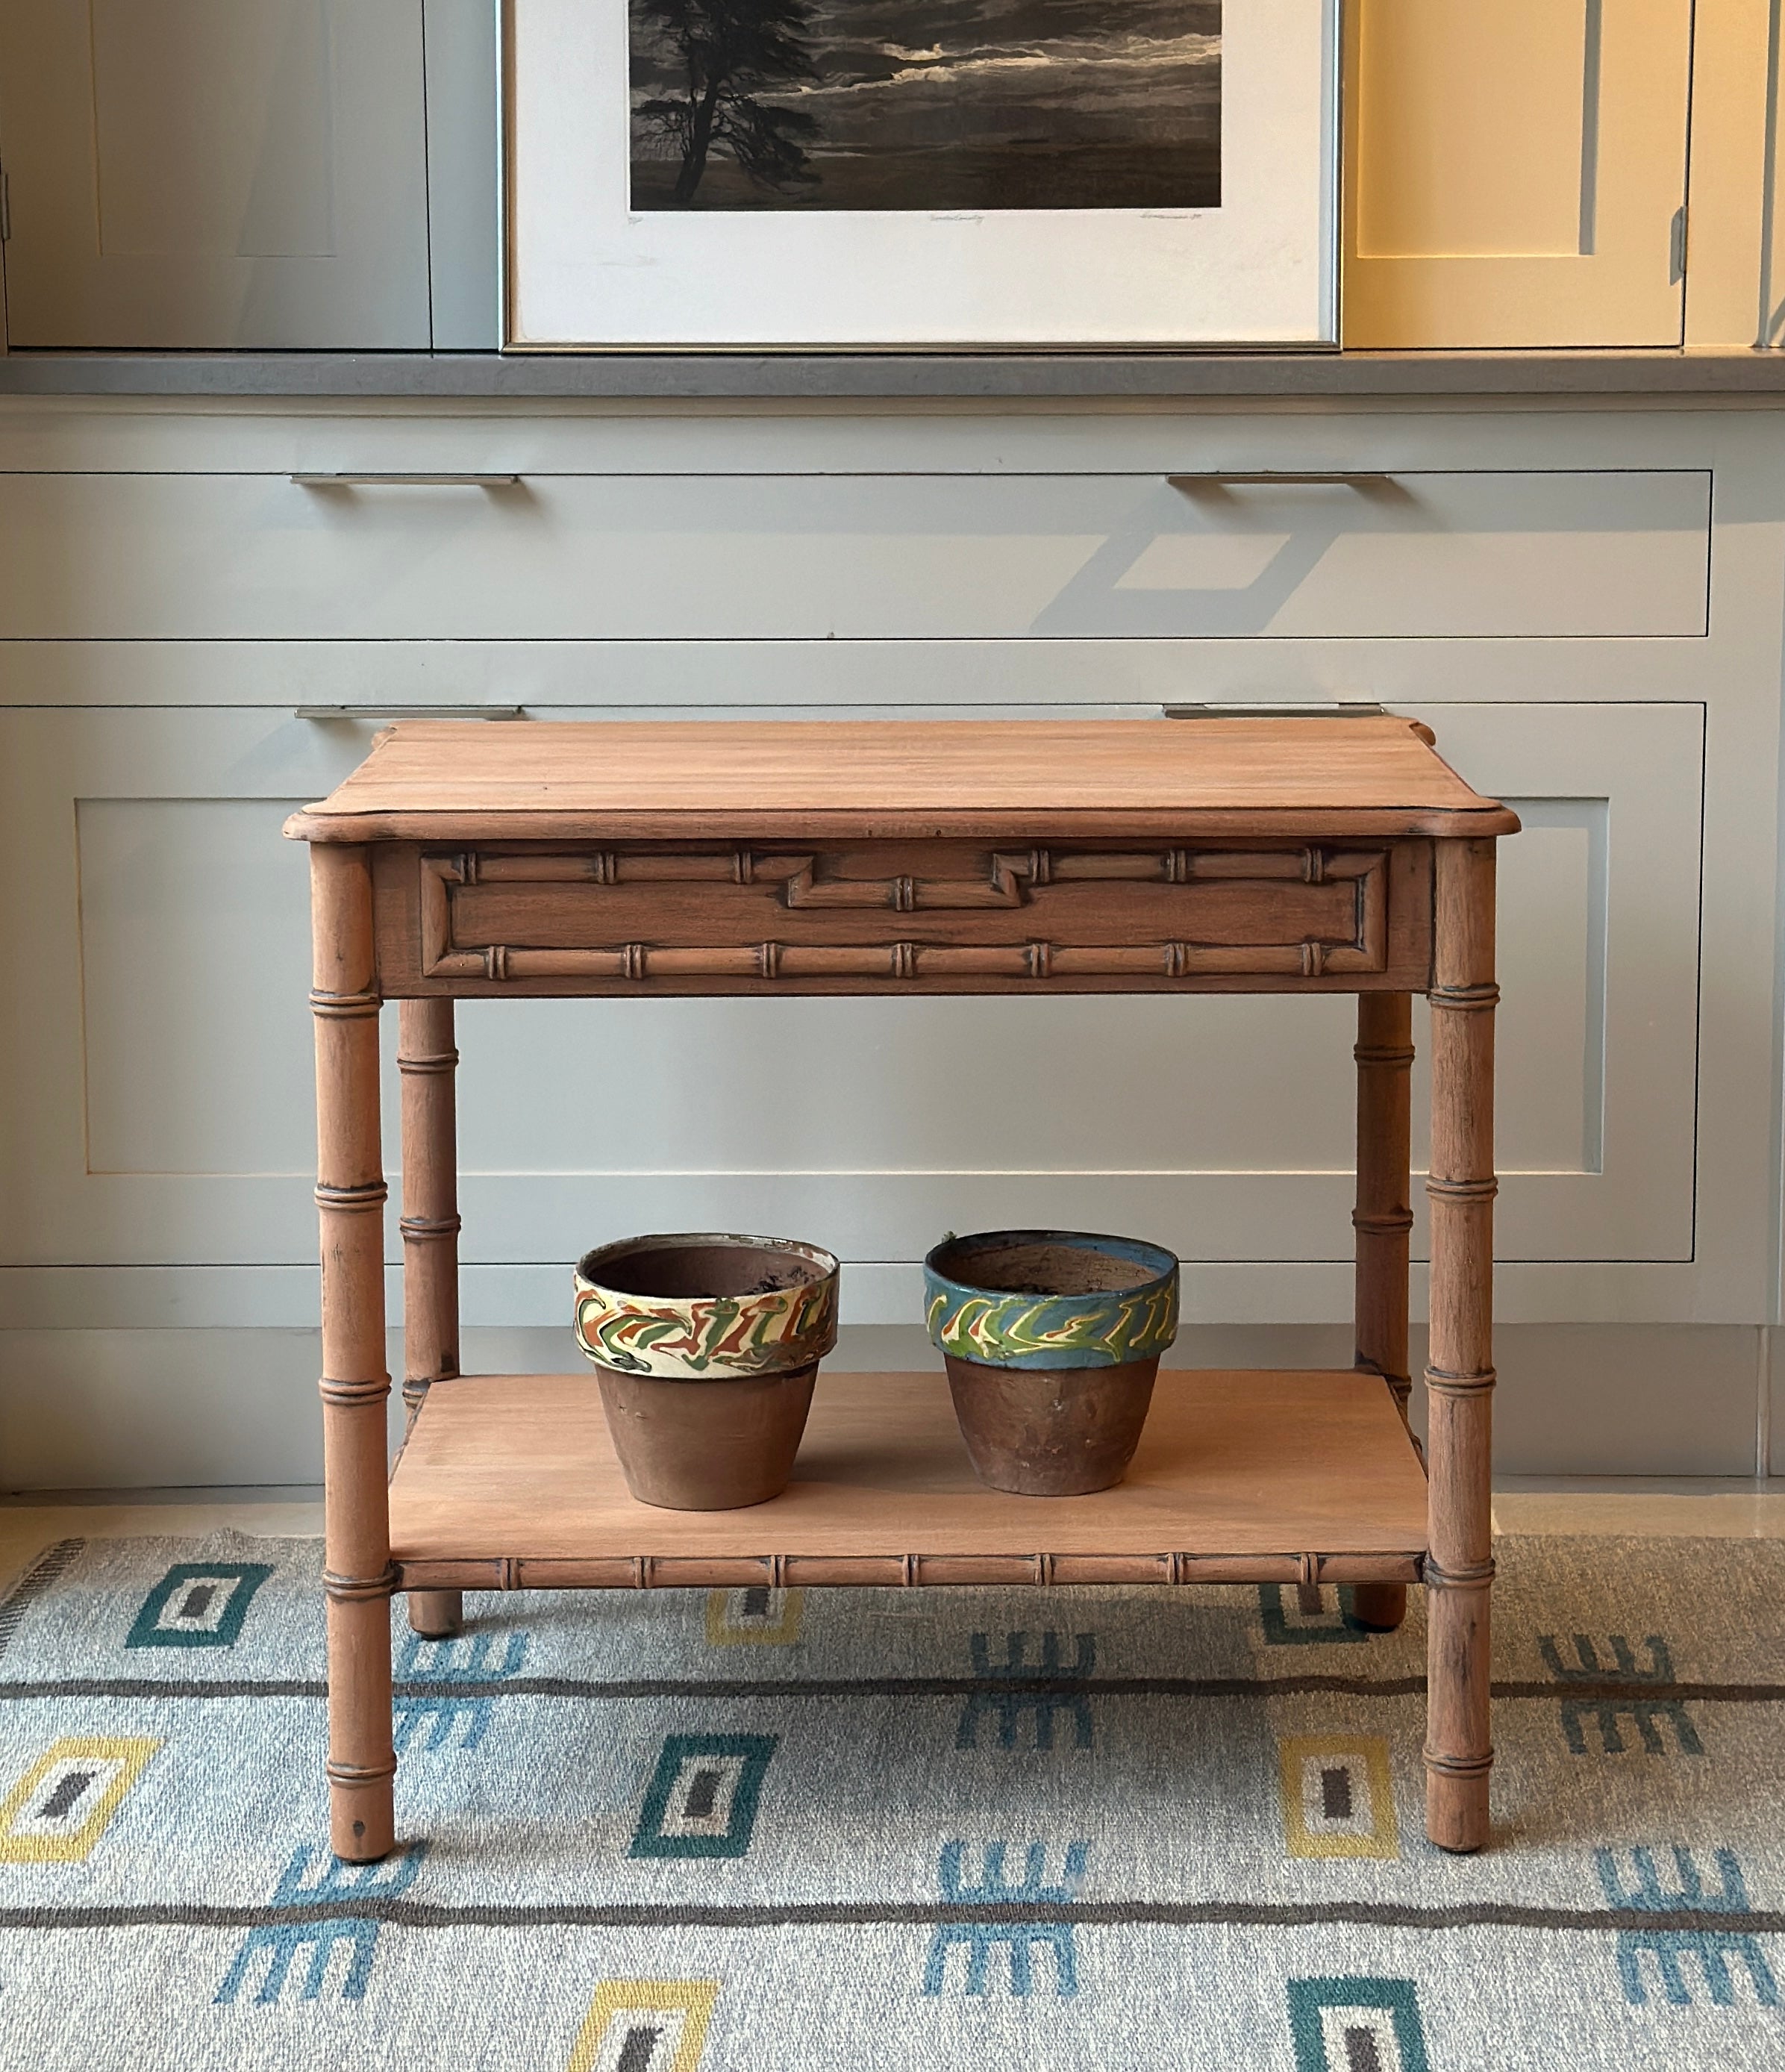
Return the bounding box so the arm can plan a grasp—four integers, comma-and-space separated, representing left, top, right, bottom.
0, 0, 498, 349
0, 399, 1779, 1482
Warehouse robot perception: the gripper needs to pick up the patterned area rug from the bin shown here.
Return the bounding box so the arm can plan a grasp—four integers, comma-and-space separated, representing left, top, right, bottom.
0, 1531, 1779, 2069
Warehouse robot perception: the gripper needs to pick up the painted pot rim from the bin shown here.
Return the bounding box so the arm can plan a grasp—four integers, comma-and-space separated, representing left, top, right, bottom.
575, 1231, 840, 1290
923, 1228, 1180, 1371
574, 1231, 840, 1382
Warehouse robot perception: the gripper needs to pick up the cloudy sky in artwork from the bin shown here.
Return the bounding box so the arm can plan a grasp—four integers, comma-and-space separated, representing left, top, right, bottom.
772, 0, 1221, 153
631, 0, 1220, 208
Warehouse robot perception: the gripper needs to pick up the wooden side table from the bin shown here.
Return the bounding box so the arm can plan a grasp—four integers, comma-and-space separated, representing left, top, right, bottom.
287, 715, 1516, 1862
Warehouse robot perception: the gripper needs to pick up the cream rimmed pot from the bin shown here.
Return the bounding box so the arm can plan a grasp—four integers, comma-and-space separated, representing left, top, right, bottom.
574, 1232, 840, 1379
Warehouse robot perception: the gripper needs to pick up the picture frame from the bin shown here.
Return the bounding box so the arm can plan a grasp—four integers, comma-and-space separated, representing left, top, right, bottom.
503, 0, 1337, 349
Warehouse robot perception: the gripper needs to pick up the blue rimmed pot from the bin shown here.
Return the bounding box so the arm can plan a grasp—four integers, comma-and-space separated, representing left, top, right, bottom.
575, 1233, 840, 1510
923, 1229, 1180, 1496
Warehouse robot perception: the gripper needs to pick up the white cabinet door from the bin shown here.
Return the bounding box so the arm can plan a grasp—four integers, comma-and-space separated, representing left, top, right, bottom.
0, 1, 430, 346
0, 704, 1701, 1338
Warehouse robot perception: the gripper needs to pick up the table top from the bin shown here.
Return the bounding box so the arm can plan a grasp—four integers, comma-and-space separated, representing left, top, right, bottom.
285, 716, 1518, 844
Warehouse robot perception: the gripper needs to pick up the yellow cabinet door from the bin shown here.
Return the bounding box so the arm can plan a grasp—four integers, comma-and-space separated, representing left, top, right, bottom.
1344, 0, 1692, 348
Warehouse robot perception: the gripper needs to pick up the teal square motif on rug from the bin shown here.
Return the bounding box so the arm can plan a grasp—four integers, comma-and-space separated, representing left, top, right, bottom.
123, 1561, 272, 1650
631, 1733, 778, 1859
1287, 1976, 1431, 2072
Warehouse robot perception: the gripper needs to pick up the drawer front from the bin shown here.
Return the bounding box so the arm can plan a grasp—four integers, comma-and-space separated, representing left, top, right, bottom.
0, 469, 1708, 640
375, 840, 1434, 995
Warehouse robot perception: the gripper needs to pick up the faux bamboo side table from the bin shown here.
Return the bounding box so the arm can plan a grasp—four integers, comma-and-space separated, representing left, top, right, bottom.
286, 715, 1516, 1862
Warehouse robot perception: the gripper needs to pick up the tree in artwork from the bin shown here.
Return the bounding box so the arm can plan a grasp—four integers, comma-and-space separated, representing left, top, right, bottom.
632, 0, 823, 205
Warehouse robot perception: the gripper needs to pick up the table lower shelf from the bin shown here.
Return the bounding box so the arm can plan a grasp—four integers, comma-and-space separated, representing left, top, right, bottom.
388, 1368, 1430, 1590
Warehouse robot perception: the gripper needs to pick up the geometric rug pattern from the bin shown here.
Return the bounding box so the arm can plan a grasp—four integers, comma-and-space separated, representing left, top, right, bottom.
0, 1532, 1780, 2068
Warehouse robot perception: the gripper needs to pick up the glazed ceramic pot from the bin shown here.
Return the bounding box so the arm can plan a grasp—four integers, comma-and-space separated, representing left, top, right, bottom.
575, 1232, 840, 1509
924, 1229, 1180, 1496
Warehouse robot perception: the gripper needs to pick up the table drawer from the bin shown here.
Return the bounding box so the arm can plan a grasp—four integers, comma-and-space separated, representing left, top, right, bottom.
374, 840, 1434, 995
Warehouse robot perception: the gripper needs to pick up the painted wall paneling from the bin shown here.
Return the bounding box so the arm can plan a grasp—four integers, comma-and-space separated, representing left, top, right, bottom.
1343, 0, 1694, 347
0, 469, 1712, 641
0, 0, 432, 347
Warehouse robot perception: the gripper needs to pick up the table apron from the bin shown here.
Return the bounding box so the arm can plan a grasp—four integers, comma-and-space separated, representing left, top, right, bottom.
370, 838, 1435, 996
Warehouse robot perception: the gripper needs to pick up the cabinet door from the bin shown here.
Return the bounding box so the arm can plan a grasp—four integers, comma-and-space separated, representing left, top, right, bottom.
1344, 0, 1693, 347
0, 705, 1700, 1344
0, 0, 430, 347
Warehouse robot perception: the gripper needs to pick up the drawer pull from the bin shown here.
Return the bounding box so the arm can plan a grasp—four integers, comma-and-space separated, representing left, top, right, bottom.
296, 705, 526, 721
290, 472, 522, 487
1163, 703, 1385, 720
1167, 471, 1394, 488
782, 853, 1035, 911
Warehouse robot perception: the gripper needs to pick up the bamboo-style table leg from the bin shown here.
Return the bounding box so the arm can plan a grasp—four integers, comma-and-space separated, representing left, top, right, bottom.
1351, 990, 1414, 1634
399, 997, 463, 1641
1424, 839, 1498, 1852
312, 844, 397, 1865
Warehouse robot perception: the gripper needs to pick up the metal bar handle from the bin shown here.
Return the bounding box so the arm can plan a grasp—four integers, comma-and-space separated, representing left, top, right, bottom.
1168, 472, 1394, 488
296, 705, 527, 721
1163, 702, 1385, 719
290, 473, 522, 487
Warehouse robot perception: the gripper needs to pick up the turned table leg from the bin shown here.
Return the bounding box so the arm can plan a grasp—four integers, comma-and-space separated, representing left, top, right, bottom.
399, 997, 463, 1641
1424, 840, 1498, 1853
1351, 990, 1415, 1634
312, 843, 397, 1865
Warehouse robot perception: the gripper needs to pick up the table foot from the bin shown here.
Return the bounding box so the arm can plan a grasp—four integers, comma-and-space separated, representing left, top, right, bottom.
1422, 1567, 1492, 1852
1348, 1582, 1407, 1631
325, 1583, 396, 1864
327, 1764, 397, 1864
406, 1588, 463, 1638
1424, 1764, 1491, 1853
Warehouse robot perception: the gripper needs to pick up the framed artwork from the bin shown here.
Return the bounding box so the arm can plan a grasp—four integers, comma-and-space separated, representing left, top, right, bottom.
504, 0, 1336, 349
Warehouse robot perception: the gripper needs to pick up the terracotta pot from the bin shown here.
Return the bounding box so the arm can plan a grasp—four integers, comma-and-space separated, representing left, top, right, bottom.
942, 1353, 1161, 1497
574, 1232, 839, 1509
924, 1229, 1180, 1496
593, 1361, 820, 1511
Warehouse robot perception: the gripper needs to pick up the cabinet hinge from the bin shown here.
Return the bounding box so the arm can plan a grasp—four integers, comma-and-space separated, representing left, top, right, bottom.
1669, 204, 1687, 283
1, 169, 10, 243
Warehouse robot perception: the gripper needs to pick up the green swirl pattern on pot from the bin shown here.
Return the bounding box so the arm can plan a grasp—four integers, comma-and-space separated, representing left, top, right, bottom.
923, 1229, 1179, 1370
574, 1232, 840, 1380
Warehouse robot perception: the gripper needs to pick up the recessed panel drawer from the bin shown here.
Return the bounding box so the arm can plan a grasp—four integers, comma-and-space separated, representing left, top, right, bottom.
373, 840, 1434, 996
0, 470, 1709, 640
